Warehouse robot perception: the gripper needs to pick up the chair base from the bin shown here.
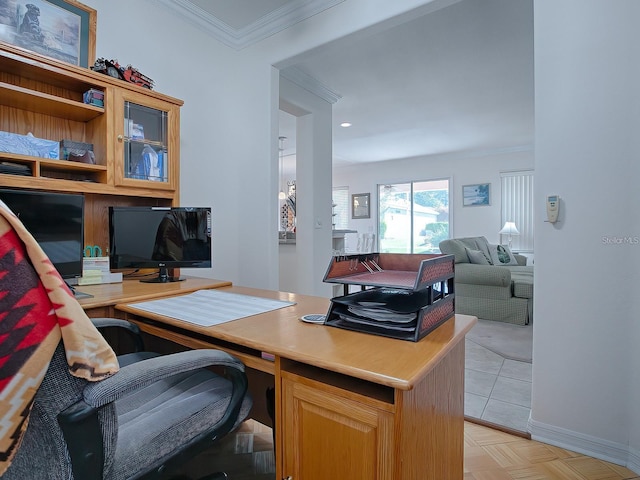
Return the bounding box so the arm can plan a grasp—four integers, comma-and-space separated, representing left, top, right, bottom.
168, 473, 227, 480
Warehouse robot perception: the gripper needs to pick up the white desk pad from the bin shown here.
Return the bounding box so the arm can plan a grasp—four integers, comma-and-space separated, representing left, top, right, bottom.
126, 289, 296, 327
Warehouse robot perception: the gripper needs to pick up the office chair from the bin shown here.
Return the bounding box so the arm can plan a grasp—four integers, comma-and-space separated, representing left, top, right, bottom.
3, 322, 252, 480
86, 317, 253, 480
0, 208, 252, 480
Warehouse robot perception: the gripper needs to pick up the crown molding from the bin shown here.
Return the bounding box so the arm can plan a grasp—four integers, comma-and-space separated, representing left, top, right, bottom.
332, 144, 534, 169
158, 0, 345, 50
280, 66, 342, 104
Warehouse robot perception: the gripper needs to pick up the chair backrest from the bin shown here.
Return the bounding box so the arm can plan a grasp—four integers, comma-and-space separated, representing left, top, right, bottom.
3, 344, 118, 480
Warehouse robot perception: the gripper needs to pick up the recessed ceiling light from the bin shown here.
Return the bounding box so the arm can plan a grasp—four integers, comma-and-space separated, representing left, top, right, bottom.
340, 122, 352, 128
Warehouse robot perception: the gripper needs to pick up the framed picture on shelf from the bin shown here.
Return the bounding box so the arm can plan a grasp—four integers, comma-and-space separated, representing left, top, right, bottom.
0, 0, 96, 67
462, 183, 491, 207
352, 193, 370, 219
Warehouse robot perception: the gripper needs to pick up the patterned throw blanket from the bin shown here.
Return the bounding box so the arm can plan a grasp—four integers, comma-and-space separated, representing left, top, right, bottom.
0, 201, 119, 475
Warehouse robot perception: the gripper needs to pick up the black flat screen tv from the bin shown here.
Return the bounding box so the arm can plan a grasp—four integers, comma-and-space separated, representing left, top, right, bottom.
0, 189, 85, 280
109, 206, 212, 283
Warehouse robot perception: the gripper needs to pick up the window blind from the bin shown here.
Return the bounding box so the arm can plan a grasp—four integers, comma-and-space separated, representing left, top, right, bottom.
500, 171, 534, 253
332, 187, 349, 230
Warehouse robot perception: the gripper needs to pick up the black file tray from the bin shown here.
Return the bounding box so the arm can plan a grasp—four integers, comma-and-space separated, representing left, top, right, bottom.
323, 254, 455, 342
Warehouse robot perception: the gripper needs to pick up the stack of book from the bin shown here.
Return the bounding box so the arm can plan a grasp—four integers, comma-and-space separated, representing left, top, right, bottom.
78, 256, 123, 285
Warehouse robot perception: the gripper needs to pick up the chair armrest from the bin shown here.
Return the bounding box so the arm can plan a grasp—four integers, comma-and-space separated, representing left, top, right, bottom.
58, 400, 105, 480
82, 349, 245, 407
91, 317, 138, 330
91, 317, 145, 353
454, 263, 512, 287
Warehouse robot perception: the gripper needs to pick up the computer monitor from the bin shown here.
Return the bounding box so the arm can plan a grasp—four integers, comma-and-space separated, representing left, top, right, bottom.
109, 206, 212, 283
0, 189, 85, 281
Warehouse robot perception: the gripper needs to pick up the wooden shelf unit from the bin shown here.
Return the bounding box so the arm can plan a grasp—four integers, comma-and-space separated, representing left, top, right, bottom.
0, 43, 184, 250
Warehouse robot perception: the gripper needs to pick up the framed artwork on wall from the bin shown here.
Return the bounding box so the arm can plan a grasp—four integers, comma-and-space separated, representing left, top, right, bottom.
352, 193, 370, 219
0, 0, 96, 67
462, 183, 491, 207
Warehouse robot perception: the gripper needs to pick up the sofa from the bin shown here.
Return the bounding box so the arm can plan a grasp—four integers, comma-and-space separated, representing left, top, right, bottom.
439, 236, 533, 325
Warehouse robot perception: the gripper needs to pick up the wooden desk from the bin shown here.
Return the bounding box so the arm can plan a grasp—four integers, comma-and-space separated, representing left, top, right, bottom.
112, 281, 476, 480
77, 276, 231, 317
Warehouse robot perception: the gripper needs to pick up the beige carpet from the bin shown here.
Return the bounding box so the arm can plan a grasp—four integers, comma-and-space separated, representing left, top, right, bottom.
466, 319, 533, 363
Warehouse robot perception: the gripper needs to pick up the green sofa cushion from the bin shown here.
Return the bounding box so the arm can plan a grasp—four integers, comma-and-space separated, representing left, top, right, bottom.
465, 247, 491, 265
440, 236, 491, 264
487, 244, 519, 266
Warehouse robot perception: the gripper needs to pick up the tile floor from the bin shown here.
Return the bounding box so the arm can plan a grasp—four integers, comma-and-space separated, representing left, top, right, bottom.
465, 337, 532, 433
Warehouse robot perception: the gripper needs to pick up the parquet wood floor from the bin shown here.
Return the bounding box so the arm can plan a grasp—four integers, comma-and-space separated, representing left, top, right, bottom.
464, 421, 639, 480
176, 419, 639, 479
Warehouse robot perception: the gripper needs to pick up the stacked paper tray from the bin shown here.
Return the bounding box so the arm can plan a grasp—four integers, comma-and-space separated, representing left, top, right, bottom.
324, 278, 455, 342
323, 252, 454, 293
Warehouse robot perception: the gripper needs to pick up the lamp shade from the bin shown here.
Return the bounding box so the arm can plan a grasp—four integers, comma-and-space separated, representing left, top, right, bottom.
499, 221, 520, 235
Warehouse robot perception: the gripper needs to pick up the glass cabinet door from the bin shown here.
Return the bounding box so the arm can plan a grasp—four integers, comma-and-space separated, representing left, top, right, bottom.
114, 90, 180, 192
124, 102, 168, 182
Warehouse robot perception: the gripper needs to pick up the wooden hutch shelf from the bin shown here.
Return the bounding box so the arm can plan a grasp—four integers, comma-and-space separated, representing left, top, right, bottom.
0, 43, 183, 249
0, 82, 104, 121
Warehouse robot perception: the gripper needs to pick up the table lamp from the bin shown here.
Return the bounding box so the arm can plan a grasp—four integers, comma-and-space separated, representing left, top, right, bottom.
499, 221, 519, 248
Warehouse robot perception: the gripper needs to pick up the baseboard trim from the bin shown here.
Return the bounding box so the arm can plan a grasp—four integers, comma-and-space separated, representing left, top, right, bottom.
465, 416, 531, 439
528, 418, 638, 474
629, 447, 640, 475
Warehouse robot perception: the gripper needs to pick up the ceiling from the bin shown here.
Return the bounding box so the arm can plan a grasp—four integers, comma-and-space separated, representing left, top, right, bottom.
165, 0, 534, 170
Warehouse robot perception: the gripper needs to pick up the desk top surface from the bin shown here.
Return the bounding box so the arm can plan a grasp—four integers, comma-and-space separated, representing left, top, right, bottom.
114, 280, 476, 390
77, 277, 232, 310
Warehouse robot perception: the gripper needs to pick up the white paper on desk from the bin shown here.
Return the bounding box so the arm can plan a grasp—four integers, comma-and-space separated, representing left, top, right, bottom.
126, 289, 296, 326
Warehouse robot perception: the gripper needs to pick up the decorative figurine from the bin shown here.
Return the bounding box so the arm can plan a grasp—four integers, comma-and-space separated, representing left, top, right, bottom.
91, 58, 154, 89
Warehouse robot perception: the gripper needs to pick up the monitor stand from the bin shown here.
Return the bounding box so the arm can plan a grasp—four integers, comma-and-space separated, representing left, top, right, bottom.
65, 280, 94, 299
141, 267, 184, 283
74, 290, 94, 300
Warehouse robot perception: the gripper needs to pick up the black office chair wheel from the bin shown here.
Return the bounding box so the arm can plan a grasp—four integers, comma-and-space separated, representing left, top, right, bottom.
199, 473, 228, 480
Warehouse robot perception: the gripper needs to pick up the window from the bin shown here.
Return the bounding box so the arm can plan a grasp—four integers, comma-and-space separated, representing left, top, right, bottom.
332, 187, 349, 230
500, 170, 534, 252
378, 178, 450, 254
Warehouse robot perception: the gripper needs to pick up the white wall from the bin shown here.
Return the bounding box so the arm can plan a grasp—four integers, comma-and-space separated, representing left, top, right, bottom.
333, 148, 533, 246
532, 0, 640, 470
83, 0, 263, 286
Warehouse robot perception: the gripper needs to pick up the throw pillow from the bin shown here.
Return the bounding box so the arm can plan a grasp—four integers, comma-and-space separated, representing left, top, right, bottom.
465, 247, 491, 265
487, 244, 519, 266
